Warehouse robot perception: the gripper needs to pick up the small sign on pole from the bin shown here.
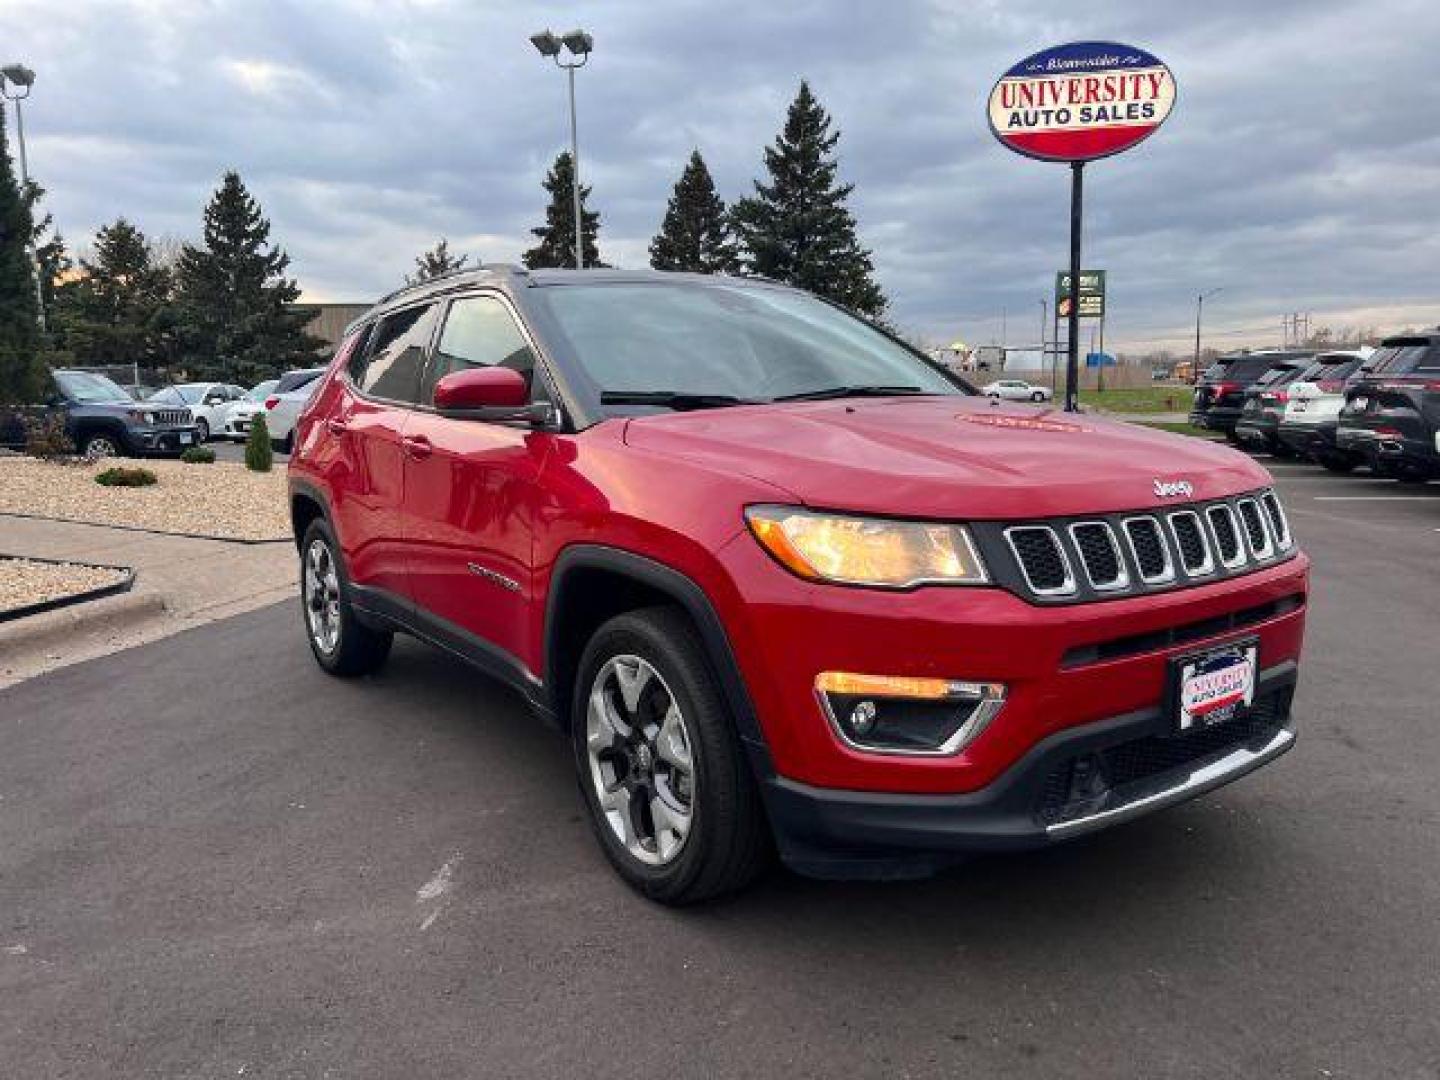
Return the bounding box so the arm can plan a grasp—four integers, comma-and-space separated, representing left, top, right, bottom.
1055, 270, 1106, 319
988, 41, 1176, 411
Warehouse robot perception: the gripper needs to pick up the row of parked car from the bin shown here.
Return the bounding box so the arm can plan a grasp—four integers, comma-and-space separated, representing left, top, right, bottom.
0, 365, 330, 458
1189, 328, 1440, 480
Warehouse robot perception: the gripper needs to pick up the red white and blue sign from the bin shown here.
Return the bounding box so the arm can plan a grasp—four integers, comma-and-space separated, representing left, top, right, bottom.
988, 41, 1176, 163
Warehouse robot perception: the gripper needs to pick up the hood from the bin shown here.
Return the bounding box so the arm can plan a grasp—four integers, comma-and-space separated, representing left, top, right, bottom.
622, 396, 1270, 519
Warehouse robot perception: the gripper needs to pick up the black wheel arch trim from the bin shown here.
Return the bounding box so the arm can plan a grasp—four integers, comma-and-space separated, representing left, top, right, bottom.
544, 544, 773, 763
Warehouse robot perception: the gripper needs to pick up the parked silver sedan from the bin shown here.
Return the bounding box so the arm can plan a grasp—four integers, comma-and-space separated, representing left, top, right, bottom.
981, 379, 1053, 403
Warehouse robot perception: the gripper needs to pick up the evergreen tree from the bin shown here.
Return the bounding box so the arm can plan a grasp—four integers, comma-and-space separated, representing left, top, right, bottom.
731, 81, 888, 320
649, 151, 738, 274
54, 218, 175, 370
23, 178, 68, 336
174, 171, 321, 384
407, 237, 470, 284
0, 105, 41, 403
523, 152, 606, 269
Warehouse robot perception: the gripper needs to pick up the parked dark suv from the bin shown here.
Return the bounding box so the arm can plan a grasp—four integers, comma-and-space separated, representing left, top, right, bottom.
288, 267, 1307, 903
0, 369, 200, 457
1232, 358, 1315, 455
1190, 351, 1313, 440
1336, 331, 1440, 479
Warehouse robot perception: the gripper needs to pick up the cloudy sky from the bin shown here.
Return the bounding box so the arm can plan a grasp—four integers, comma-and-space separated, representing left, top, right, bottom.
5, 0, 1438, 352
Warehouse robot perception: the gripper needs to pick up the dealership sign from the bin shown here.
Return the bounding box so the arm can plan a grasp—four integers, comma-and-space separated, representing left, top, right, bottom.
987, 41, 1176, 163
1056, 270, 1106, 319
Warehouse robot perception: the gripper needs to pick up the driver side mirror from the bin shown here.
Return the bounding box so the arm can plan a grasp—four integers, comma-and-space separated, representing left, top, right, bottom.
433, 367, 552, 424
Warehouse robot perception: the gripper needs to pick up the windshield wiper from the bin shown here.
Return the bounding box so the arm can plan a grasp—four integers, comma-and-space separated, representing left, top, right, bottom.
773, 385, 933, 402
600, 391, 759, 411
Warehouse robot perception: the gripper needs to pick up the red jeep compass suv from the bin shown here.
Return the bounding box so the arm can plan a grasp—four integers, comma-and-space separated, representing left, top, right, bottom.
289, 267, 1308, 903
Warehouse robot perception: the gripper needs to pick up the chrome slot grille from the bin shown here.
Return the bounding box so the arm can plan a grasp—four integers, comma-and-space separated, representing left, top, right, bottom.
1206, 504, 1244, 567
1260, 490, 1291, 549
1167, 511, 1214, 576
155, 409, 189, 426
1005, 526, 1075, 596
1068, 522, 1128, 591
1123, 517, 1174, 584
1236, 498, 1273, 559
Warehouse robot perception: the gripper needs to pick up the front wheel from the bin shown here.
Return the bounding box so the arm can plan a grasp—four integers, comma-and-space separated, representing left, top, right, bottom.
299, 519, 391, 677
82, 432, 122, 459
1030, 391, 1045, 402
572, 608, 768, 904
195, 418, 210, 442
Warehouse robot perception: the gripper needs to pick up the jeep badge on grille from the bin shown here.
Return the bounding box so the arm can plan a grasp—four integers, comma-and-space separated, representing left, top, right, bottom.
1153, 479, 1194, 499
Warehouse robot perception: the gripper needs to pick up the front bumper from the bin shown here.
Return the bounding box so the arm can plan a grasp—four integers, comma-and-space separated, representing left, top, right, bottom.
130, 425, 203, 455
764, 663, 1296, 876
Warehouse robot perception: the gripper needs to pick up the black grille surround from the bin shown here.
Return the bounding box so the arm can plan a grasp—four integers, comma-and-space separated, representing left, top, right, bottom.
152, 409, 191, 427
980, 488, 1295, 606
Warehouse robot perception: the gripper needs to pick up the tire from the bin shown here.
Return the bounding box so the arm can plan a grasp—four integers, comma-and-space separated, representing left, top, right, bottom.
81, 431, 123, 459
1319, 454, 1356, 474
273, 432, 293, 455
572, 607, 769, 904
1269, 439, 1295, 459
1030, 391, 1045, 402
299, 518, 391, 677
195, 418, 210, 442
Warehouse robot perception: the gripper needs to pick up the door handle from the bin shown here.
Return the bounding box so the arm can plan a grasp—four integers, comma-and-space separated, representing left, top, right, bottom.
325, 419, 348, 436
402, 434, 433, 459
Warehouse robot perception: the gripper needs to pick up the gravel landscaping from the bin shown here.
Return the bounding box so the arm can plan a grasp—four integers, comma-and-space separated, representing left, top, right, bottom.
0, 557, 131, 615
0, 456, 290, 542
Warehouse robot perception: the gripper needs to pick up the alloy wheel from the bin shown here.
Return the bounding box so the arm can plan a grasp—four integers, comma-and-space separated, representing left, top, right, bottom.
585, 655, 695, 866
85, 436, 117, 459
303, 538, 341, 655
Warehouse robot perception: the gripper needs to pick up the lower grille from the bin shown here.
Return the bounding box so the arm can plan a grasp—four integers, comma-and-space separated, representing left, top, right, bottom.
1036, 689, 1290, 826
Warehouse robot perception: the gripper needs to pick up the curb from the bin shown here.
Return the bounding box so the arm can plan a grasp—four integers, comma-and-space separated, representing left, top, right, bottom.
0, 589, 170, 659
0, 553, 137, 624
0, 511, 290, 546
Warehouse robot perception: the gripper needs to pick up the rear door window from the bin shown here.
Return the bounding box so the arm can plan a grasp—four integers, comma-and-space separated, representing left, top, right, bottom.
352, 304, 439, 404
1370, 340, 1440, 374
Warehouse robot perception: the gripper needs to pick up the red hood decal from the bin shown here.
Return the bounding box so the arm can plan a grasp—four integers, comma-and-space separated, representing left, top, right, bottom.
622, 397, 1270, 519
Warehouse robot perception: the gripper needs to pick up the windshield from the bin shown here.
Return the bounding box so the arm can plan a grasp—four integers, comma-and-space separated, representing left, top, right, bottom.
246, 380, 277, 401
532, 282, 962, 409
54, 371, 132, 403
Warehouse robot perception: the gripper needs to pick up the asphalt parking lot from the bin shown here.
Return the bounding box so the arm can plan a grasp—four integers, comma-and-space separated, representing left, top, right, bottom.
2, 454, 1437, 1079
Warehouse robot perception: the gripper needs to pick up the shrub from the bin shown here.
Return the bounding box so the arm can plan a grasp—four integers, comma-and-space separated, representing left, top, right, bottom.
23, 414, 76, 461
180, 445, 216, 464
245, 411, 273, 472
95, 466, 157, 487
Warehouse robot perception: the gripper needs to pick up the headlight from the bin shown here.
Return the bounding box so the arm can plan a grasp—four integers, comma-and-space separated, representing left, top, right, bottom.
745, 506, 988, 588
127, 409, 156, 425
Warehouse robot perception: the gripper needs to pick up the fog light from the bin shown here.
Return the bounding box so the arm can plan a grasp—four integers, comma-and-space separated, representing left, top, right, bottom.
847, 700, 878, 738
815, 672, 1006, 756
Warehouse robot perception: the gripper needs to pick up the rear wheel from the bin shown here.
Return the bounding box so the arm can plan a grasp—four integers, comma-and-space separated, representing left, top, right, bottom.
572, 607, 768, 904
299, 519, 391, 677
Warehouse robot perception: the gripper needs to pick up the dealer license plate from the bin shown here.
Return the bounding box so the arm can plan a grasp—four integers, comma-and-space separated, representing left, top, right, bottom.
179, 432, 193, 445
1172, 640, 1257, 733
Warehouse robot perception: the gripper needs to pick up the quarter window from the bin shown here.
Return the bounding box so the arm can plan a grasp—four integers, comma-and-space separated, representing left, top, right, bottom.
353, 304, 439, 403
422, 295, 537, 404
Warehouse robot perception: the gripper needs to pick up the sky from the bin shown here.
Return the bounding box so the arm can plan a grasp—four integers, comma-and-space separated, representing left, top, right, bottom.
4, 0, 1438, 354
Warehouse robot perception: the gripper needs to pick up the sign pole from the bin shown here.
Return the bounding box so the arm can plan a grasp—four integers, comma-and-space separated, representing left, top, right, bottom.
1065, 162, 1083, 413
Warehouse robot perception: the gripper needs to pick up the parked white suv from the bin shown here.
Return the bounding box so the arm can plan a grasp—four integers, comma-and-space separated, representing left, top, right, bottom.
221, 380, 278, 441
148, 382, 247, 442
1276, 349, 1373, 471
263, 367, 326, 453
981, 378, 1052, 403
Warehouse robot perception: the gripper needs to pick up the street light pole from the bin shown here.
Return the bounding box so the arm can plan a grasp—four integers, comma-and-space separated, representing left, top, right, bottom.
531, 29, 593, 270
1, 63, 44, 331
1194, 287, 1222, 379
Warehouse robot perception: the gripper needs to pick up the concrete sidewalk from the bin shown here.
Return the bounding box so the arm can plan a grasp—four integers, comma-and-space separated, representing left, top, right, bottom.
0, 514, 297, 687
